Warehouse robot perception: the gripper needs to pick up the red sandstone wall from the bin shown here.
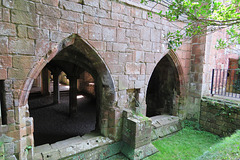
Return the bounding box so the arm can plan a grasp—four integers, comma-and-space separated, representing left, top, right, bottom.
0, 0, 193, 159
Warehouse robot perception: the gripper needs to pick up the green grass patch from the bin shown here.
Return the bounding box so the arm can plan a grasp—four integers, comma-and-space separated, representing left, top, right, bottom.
198, 130, 240, 160
145, 127, 220, 160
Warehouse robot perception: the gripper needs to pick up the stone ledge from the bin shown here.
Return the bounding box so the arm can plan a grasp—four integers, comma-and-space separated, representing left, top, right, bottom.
202, 96, 240, 107
34, 132, 114, 160
150, 115, 182, 140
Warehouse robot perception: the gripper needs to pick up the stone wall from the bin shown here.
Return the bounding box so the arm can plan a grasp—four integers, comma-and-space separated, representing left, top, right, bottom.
0, 0, 216, 159
200, 97, 240, 137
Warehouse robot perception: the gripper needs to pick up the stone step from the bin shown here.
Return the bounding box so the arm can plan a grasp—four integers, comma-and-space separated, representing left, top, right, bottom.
33, 132, 115, 160
150, 115, 182, 141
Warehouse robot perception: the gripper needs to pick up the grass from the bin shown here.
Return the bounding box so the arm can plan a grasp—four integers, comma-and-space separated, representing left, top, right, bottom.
198, 130, 240, 160
145, 127, 220, 160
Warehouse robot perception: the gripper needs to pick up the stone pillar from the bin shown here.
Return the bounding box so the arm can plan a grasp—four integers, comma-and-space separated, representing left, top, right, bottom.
53, 72, 61, 104
68, 76, 78, 117
121, 110, 158, 160
41, 67, 50, 96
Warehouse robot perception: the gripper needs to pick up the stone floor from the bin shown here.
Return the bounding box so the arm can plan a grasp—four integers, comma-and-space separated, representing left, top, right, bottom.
29, 91, 97, 146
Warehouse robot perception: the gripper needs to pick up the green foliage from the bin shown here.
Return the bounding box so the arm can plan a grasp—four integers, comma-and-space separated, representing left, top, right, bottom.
198, 130, 240, 160
141, 0, 240, 50
25, 145, 32, 156
216, 105, 239, 123
144, 127, 220, 160
181, 120, 202, 130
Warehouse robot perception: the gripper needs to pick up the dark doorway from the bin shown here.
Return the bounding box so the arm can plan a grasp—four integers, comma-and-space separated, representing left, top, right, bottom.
29, 49, 98, 146
146, 55, 180, 117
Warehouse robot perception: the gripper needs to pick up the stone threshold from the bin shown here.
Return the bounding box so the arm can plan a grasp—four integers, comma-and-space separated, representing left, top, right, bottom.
34, 132, 115, 160
150, 115, 182, 141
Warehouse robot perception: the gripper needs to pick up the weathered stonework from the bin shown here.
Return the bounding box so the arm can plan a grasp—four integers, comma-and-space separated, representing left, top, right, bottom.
200, 97, 240, 137
0, 0, 238, 159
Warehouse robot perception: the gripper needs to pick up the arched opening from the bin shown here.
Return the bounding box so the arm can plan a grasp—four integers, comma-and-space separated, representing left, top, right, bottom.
20, 35, 115, 147
146, 54, 180, 117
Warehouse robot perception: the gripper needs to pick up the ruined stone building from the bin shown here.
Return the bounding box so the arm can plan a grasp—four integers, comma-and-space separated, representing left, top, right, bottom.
0, 0, 239, 159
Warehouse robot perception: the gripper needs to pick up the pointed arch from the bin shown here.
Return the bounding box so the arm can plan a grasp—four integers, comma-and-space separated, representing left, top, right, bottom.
146, 51, 184, 117
19, 34, 116, 138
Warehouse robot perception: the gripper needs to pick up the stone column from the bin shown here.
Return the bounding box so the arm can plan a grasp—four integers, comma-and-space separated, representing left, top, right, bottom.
68, 76, 78, 117
41, 67, 50, 96
53, 72, 61, 104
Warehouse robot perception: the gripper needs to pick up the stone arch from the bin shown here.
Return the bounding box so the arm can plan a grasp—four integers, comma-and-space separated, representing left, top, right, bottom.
146, 50, 184, 117
19, 34, 116, 139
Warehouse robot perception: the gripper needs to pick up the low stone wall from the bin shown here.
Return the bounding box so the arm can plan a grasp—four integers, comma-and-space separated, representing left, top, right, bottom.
200, 97, 240, 137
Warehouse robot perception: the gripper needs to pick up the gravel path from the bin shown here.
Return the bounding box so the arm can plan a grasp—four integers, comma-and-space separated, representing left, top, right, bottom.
29, 91, 97, 146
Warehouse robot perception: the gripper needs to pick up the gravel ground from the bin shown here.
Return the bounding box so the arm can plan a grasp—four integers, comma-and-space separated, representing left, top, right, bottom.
29, 91, 97, 146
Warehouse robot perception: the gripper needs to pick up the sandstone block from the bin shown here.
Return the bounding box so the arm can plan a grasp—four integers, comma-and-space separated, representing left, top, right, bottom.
112, 1, 130, 15
35, 39, 51, 57
43, 0, 59, 6
135, 80, 144, 88
13, 56, 34, 69
119, 53, 132, 64
97, 8, 110, 18
50, 31, 70, 42
113, 43, 128, 52
60, 0, 82, 12
3, 0, 35, 12
0, 55, 12, 68
108, 64, 124, 74
0, 22, 16, 36
2, 0, 14, 8
77, 24, 88, 39
100, 0, 111, 11
145, 52, 155, 63
28, 27, 49, 40
126, 29, 140, 38
151, 29, 161, 42
84, 0, 99, 7
119, 22, 131, 29
126, 63, 141, 74
141, 27, 150, 41
2, 8, 10, 22
36, 3, 61, 18
0, 37, 8, 54
0, 69, 7, 80
40, 16, 58, 30
83, 5, 96, 16
134, 51, 144, 63
131, 7, 142, 18
61, 10, 83, 23
143, 41, 152, 52
146, 63, 155, 75
103, 27, 116, 42
119, 75, 128, 90
123, 15, 134, 23
11, 10, 38, 26
140, 63, 146, 75
59, 19, 77, 33
4, 142, 14, 156
17, 25, 27, 38
9, 38, 35, 54
83, 15, 98, 23
144, 21, 154, 28
117, 28, 130, 43
111, 13, 124, 21
8, 68, 28, 80
99, 18, 118, 27
88, 41, 106, 51
88, 24, 102, 41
